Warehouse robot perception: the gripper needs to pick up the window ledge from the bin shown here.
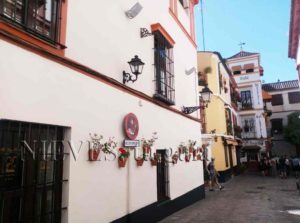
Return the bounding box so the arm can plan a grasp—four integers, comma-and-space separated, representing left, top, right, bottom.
0, 19, 66, 56
153, 93, 175, 106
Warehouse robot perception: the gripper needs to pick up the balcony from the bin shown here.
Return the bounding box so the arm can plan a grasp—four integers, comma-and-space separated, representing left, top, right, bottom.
240, 103, 253, 111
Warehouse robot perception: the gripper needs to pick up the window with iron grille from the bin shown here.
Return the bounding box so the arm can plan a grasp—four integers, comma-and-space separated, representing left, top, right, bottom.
153, 31, 175, 105
243, 118, 255, 133
240, 90, 252, 109
0, 120, 66, 223
0, 0, 62, 43
288, 91, 300, 104
271, 94, 283, 106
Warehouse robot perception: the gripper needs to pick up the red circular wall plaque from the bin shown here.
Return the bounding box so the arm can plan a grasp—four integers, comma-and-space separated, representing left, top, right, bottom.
124, 113, 139, 140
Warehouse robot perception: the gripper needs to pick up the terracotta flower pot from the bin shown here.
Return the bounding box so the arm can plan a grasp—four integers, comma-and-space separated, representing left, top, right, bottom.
136, 158, 144, 166
185, 154, 191, 162
197, 154, 202, 160
143, 145, 151, 154
172, 155, 178, 164
118, 158, 127, 168
89, 149, 100, 161
150, 159, 157, 166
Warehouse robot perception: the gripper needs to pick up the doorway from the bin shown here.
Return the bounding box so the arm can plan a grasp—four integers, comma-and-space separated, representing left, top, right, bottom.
156, 150, 169, 202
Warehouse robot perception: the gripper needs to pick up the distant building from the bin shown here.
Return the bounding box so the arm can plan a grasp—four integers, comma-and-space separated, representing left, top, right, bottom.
226, 51, 267, 170
198, 51, 242, 182
262, 80, 300, 156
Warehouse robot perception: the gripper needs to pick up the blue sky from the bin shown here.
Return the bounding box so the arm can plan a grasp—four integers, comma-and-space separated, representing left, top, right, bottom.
194, 0, 297, 83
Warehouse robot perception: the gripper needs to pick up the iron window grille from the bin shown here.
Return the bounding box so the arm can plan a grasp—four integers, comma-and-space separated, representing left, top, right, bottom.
0, 120, 67, 223
242, 118, 256, 138
240, 90, 253, 109
271, 94, 283, 106
0, 0, 62, 44
153, 30, 175, 105
288, 91, 300, 104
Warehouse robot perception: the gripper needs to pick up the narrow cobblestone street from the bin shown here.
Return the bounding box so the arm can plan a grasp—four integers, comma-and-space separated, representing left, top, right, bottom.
160, 173, 300, 223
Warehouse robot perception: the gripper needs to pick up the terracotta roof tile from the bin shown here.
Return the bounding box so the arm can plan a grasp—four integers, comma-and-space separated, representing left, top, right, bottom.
262, 80, 299, 92
227, 51, 259, 59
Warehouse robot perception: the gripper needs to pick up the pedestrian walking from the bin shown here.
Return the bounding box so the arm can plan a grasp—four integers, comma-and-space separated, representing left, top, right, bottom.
207, 158, 224, 191
279, 156, 287, 179
285, 156, 290, 177
292, 156, 300, 178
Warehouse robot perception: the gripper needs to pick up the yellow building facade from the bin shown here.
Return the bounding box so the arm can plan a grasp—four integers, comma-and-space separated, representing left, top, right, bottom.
198, 52, 242, 182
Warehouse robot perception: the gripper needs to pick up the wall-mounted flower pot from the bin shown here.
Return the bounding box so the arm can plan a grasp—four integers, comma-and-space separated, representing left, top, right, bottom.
172, 155, 178, 164
151, 159, 157, 166
89, 149, 100, 161
118, 158, 128, 168
136, 158, 144, 166
185, 154, 191, 162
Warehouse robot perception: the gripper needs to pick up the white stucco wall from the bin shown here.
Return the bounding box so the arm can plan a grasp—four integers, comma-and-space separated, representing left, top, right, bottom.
64, 0, 198, 113
0, 38, 203, 223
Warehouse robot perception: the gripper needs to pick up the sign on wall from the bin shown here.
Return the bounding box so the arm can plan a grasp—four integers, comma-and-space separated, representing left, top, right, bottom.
123, 113, 139, 140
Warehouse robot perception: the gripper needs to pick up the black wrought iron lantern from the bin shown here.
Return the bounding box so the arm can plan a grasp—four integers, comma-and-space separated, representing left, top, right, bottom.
123, 55, 145, 84
182, 84, 213, 114
200, 84, 213, 104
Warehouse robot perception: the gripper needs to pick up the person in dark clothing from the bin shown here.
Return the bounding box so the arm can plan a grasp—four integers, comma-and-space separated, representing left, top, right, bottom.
207, 158, 224, 191
279, 156, 287, 179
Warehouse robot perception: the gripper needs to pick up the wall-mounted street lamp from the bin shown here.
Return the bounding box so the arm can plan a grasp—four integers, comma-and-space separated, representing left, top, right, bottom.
123, 55, 145, 84
182, 84, 213, 114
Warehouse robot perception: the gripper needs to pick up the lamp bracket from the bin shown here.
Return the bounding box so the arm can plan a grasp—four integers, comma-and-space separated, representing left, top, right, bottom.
182, 106, 206, 114
140, 28, 153, 38
123, 71, 138, 84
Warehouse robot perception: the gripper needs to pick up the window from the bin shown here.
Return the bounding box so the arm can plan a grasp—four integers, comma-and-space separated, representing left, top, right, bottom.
240, 90, 252, 109
243, 118, 255, 133
233, 70, 241, 75
288, 91, 300, 104
271, 119, 283, 134
0, 120, 65, 223
271, 94, 283, 106
246, 69, 254, 73
153, 31, 175, 105
0, 0, 62, 43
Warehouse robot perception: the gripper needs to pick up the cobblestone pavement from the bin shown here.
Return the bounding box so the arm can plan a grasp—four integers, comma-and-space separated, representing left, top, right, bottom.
160, 173, 300, 223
